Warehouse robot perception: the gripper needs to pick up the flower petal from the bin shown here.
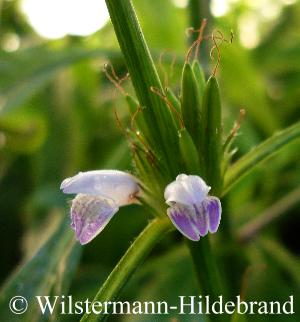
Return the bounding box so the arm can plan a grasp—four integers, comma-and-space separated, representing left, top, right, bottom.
70, 194, 119, 244
193, 204, 209, 236
61, 170, 139, 206
164, 174, 210, 206
202, 196, 222, 233
167, 204, 200, 241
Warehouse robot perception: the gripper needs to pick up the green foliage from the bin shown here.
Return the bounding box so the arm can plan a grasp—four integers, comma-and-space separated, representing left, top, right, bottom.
105, 0, 180, 186
180, 62, 202, 146
1, 1, 300, 322
224, 121, 300, 195
0, 218, 81, 322
179, 128, 200, 174
200, 76, 223, 196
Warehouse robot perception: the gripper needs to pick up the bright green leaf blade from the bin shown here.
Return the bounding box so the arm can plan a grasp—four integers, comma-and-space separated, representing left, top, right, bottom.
258, 237, 300, 287
223, 121, 300, 195
0, 217, 81, 322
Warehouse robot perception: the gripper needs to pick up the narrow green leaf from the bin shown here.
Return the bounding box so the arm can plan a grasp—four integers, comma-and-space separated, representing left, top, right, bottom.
223, 121, 300, 195
180, 62, 201, 146
200, 76, 222, 196
0, 217, 81, 322
80, 218, 172, 322
179, 128, 201, 174
258, 238, 300, 287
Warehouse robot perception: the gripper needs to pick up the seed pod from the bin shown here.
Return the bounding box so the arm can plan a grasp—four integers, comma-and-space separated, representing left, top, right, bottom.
165, 87, 182, 129
200, 76, 222, 196
165, 87, 181, 113
180, 62, 201, 147
126, 94, 149, 138
192, 60, 206, 101
179, 128, 201, 174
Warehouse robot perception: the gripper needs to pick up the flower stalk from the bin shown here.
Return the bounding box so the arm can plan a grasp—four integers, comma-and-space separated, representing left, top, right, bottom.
80, 217, 172, 322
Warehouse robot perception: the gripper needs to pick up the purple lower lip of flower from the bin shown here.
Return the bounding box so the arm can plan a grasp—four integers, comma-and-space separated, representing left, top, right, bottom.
204, 197, 222, 233
164, 174, 221, 241
70, 194, 119, 245
61, 170, 141, 244
167, 197, 221, 241
167, 205, 200, 241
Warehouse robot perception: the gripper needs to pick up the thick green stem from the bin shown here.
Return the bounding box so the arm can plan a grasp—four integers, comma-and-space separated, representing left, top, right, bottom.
80, 218, 171, 322
187, 237, 227, 322
105, 0, 179, 177
188, 0, 212, 68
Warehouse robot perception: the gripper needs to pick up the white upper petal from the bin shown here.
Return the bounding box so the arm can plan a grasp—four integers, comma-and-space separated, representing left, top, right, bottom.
164, 174, 210, 206
60, 170, 139, 206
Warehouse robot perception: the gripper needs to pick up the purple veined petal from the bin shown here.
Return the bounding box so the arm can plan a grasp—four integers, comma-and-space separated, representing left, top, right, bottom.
70, 194, 119, 245
167, 204, 200, 241
202, 196, 222, 233
61, 170, 139, 206
193, 204, 209, 237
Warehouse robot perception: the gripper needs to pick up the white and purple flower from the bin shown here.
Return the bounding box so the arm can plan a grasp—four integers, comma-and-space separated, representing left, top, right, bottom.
60, 170, 140, 245
164, 174, 221, 241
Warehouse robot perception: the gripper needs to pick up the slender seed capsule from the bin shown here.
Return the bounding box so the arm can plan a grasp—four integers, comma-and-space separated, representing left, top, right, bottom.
165, 87, 181, 113
165, 87, 182, 129
179, 128, 201, 174
180, 62, 202, 146
126, 94, 149, 138
200, 76, 223, 196
192, 60, 206, 102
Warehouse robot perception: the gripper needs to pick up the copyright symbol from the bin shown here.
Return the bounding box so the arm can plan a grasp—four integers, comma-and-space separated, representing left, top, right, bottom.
9, 296, 28, 314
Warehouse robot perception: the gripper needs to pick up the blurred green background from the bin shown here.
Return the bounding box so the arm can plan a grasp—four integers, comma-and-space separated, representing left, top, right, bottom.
0, 0, 299, 321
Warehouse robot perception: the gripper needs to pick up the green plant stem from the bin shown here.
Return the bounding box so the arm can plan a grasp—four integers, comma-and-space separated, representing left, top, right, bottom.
188, 0, 212, 67
80, 218, 171, 322
223, 121, 300, 195
105, 0, 179, 177
187, 237, 227, 322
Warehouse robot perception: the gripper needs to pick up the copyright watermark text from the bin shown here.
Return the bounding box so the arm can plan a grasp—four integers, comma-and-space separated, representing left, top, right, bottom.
9, 295, 295, 316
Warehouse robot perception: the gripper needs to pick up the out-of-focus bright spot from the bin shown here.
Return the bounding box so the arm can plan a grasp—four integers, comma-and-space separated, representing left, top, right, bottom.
245, 0, 281, 19
260, 1, 281, 19
21, 0, 109, 39
282, 0, 296, 4
239, 13, 260, 48
211, 0, 230, 17
2, 33, 20, 52
171, 0, 188, 8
